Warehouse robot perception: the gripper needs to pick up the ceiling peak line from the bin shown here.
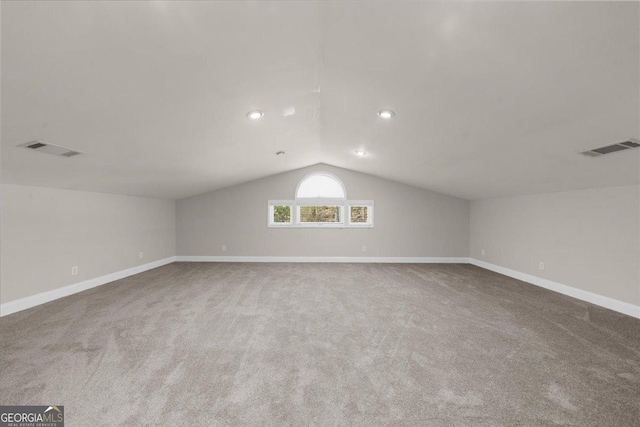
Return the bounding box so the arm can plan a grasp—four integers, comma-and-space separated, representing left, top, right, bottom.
315, 2, 328, 154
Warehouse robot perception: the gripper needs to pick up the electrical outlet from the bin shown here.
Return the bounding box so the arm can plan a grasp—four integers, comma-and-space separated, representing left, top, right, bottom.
362, 246, 367, 252
481, 249, 486, 256
539, 262, 544, 270
71, 266, 78, 276
139, 252, 144, 259
222, 245, 227, 252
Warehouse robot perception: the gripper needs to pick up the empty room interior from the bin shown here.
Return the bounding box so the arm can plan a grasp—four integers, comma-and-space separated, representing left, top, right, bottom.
1, 1, 639, 426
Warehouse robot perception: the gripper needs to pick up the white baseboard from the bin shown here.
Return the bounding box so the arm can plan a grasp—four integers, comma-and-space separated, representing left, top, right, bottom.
3, 256, 637, 320
0, 256, 177, 317
469, 258, 640, 319
175, 256, 471, 264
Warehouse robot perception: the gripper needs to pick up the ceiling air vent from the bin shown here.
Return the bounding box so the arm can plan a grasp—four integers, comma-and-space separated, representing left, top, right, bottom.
620, 140, 640, 148
580, 139, 640, 157
18, 140, 83, 158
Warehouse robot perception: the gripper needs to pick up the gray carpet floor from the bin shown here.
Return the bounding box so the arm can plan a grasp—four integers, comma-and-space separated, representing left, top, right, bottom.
1, 263, 639, 426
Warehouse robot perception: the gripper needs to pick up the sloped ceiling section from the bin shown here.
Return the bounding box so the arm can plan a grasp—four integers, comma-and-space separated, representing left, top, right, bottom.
1, 1, 638, 200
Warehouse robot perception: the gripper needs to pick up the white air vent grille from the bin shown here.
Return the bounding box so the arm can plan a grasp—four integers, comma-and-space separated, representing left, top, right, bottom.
18, 140, 83, 158
580, 139, 640, 157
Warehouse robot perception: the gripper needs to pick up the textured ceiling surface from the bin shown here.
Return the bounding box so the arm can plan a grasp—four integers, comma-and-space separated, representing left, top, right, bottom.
2, 1, 638, 200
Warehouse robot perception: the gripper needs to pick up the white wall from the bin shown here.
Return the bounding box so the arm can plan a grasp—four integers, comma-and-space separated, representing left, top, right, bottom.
4, 168, 635, 314
470, 185, 640, 306
0, 184, 176, 304
177, 164, 470, 258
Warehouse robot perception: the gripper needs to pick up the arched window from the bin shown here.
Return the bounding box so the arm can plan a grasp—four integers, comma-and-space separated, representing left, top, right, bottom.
296, 173, 346, 199
268, 172, 373, 228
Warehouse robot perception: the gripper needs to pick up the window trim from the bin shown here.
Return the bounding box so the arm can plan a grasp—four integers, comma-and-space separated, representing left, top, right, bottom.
267, 172, 373, 229
267, 200, 294, 227
268, 200, 373, 228
347, 200, 374, 227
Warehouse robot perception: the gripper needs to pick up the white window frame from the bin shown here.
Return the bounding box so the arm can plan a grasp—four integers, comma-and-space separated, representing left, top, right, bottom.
267, 201, 294, 227
296, 200, 345, 228
267, 172, 374, 229
268, 199, 374, 229
347, 200, 374, 228
295, 172, 347, 199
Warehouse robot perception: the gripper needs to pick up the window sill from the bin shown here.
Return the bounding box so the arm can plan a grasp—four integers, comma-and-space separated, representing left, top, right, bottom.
268, 224, 374, 229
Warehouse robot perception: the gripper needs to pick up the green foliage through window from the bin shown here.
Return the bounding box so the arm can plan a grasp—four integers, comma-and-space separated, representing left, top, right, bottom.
272, 205, 291, 223
299, 206, 341, 223
350, 206, 369, 223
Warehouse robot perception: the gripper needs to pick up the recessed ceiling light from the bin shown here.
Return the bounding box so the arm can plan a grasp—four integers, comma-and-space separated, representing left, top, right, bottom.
355, 150, 367, 156
378, 109, 395, 119
276, 151, 285, 156
247, 110, 264, 120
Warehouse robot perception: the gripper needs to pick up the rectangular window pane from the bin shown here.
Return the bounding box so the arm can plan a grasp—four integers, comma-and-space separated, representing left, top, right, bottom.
299, 206, 341, 223
272, 205, 291, 223
350, 206, 369, 223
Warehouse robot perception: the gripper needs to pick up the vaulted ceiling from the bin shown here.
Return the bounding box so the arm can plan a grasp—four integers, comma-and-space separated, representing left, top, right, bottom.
2, 1, 638, 200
